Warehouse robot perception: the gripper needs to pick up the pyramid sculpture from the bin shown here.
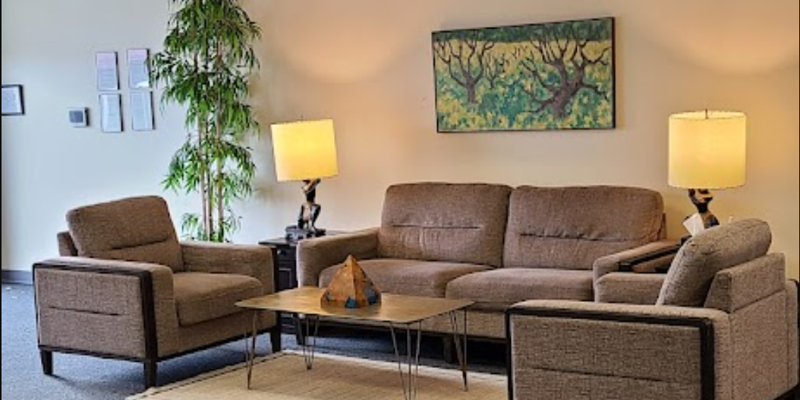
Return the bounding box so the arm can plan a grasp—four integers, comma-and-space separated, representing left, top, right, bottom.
321, 255, 382, 309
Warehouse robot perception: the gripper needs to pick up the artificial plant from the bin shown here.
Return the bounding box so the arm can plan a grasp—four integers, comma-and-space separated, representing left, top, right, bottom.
152, 0, 261, 242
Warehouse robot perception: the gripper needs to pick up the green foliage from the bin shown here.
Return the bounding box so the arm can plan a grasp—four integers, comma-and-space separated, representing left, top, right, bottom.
152, 0, 261, 241
434, 18, 614, 132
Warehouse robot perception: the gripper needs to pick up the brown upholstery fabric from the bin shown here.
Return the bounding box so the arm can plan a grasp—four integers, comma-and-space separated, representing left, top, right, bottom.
595, 273, 666, 305
34, 257, 180, 358
509, 300, 733, 400
177, 310, 275, 355
658, 220, 772, 307
66, 196, 185, 272
504, 186, 665, 270
318, 259, 490, 298
173, 273, 263, 327
297, 229, 380, 287
446, 268, 594, 310
182, 241, 274, 292
57, 231, 78, 257
378, 183, 512, 267
787, 282, 799, 389
727, 290, 792, 400
704, 254, 786, 313
593, 240, 678, 282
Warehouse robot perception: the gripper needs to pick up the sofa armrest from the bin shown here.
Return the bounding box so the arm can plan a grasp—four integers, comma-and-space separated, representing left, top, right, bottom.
297, 229, 380, 287
507, 300, 730, 400
594, 240, 681, 282
595, 273, 666, 304
181, 241, 274, 293
33, 257, 180, 359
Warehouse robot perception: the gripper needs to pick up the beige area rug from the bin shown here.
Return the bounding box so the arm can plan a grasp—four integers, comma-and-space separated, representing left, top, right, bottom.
128, 352, 507, 400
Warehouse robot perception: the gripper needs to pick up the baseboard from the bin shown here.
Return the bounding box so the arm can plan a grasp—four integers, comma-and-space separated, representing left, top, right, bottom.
2, 270, 33, 285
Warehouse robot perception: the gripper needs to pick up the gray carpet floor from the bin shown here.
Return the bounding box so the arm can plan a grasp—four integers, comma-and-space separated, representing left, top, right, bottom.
2, 284, 506, 400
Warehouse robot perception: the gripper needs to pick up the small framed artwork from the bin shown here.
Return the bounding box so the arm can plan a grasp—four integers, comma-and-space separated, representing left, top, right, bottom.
433, 17, 616, 133
99, 93, 123, 133
127, 49, 151, 89
130, 91, 154, 131
2, 85, 25, 116
96, 52, 120, 91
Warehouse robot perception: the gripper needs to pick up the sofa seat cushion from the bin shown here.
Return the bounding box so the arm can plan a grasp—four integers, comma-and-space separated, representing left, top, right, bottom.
319, 259, 491, 298
174, 273, 263, 327
446, 268, 594, 311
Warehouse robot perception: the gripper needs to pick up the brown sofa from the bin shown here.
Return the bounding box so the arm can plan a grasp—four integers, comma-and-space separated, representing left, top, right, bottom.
34, 196, 279, 388
298, 183, 677, 339
507, 219, 799, 400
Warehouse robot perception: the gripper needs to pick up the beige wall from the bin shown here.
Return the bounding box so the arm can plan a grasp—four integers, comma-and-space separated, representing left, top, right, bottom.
2, 0, 798, 280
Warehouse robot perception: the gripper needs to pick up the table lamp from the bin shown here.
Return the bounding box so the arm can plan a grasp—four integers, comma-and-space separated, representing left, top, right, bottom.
669, 110, 747, 230
271, 119, 339, 241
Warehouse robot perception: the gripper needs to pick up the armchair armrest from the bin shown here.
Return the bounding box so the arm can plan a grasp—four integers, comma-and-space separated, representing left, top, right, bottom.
594, 240, 681, 282
181, 241, 274, 293
33, 257, 180, 359
297, 229, 380, 287
507, 300, 731, 400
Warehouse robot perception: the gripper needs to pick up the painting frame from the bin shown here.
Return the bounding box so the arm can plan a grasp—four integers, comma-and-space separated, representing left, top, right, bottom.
432, 17, 616, 134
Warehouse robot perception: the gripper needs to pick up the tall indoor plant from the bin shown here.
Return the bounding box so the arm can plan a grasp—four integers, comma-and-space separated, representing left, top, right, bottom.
152, 0, 261, 242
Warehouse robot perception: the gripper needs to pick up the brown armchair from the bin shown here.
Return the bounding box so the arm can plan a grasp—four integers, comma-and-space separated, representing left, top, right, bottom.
34, 196, 279, 389
507, 220, 799, 400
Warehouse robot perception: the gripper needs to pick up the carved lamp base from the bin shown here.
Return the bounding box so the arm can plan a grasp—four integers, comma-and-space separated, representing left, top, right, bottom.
285, 226, 327, 242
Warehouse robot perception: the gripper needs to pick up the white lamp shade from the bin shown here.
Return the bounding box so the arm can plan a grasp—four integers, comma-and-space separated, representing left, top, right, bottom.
271, 120, 339, 182
669, 111, 747, 190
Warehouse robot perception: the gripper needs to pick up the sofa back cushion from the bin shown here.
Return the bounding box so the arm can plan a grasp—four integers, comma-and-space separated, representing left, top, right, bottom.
504, 186, 665, 270
67, 196, 185, 272
658, 219, 772, 307
378, 183, 513, 267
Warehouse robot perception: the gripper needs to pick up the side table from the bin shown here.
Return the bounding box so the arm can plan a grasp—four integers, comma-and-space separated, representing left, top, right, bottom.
259, 232, 345, 334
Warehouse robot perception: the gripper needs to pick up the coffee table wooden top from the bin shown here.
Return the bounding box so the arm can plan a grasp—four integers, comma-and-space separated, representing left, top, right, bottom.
236, 287, 474, 325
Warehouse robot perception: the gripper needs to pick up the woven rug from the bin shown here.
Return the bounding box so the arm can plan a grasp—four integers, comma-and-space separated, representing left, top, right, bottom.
128, 352, 507, 400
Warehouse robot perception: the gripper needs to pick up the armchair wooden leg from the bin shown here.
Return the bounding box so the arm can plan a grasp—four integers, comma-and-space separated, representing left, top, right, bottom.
144, 361, 158, 389
40, 350, 54, 376
270, 328, 283, 353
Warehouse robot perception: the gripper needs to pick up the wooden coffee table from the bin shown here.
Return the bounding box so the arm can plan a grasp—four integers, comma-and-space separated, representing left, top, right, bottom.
236, 287, 474, 400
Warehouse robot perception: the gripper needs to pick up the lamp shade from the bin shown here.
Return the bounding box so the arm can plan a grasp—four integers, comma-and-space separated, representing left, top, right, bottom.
271, 120, 339, 182
669, 111, 747, 190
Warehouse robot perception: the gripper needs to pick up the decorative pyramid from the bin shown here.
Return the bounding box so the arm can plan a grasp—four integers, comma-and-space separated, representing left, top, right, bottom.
321, 255, 382, 309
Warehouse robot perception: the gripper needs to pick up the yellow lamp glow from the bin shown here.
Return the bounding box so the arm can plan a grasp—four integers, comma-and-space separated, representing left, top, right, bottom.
669, 110, 747, 230
271, 119, 339, 240
669, 111, 747, 190
271, 119, 339, 182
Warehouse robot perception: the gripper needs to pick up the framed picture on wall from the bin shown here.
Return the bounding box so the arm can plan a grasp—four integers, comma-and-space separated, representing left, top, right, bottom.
433, 17, 616, 133
2, 85, 25, 116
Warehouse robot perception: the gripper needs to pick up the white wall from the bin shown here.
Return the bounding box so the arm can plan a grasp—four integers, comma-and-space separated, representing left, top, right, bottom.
3, 0, 798, 280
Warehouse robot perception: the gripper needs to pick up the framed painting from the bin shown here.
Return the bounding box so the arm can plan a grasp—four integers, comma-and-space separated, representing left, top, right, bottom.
433, 17, 615, 133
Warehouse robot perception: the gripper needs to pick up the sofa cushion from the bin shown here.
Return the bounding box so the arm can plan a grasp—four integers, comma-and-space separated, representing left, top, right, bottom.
319, 259, 492, 298
446, 268, 594, 311
504, 186, 664, 270
67, 196, 185, 272
173, 273, 263, 327
378, 183, 513, 268
658, 219, 772, 307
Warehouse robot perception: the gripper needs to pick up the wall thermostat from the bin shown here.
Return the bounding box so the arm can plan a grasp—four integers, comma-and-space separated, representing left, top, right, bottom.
69, 108, 89, 128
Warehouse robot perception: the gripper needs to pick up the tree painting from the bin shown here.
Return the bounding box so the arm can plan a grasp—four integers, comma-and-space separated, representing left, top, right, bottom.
433, 18, 615, 133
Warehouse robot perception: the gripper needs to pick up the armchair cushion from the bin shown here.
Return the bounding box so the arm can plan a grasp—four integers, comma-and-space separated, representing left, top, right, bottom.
173, 273, 263, 327
318, 259, 490, 298
658, 219, 772, 307
181, 241, 274, 292
595, 273, 666, 304
66, 196, 185, 272
446, 268, 594, 311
